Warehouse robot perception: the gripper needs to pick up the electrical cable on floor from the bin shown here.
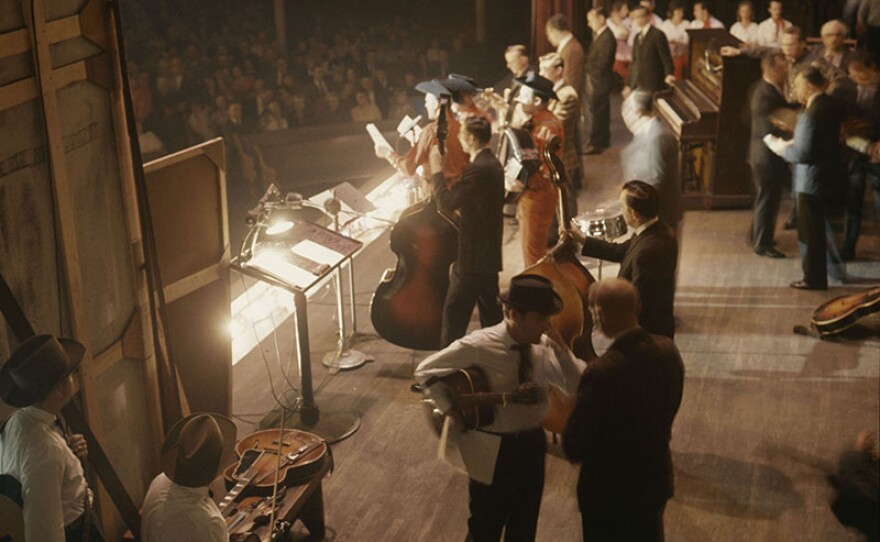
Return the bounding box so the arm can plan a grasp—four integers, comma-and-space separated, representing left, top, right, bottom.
240, 273, 299, 413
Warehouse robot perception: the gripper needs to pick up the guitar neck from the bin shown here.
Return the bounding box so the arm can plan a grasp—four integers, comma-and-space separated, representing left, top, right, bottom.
219, 474, 254, 515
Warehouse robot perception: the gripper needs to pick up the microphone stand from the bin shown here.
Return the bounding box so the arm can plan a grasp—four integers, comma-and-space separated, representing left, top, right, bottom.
314, 193, 375, 372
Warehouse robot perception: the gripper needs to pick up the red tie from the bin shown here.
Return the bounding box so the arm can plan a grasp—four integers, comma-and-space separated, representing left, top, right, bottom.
775, 20, 784, 39
703, 19, 710, 29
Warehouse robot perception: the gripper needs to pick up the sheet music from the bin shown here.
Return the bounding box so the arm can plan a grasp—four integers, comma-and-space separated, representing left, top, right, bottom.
366, 123, 394, 154
396, 115, 422, 145
437, 417, 501, 485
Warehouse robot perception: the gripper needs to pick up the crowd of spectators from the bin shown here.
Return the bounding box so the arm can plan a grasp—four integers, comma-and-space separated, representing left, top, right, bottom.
120, 0, 478, 157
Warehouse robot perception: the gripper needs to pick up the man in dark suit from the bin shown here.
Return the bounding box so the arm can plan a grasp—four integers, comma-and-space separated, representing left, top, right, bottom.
625, 5, 676, 96
563, 278, 685, 542
567, 181, 677, 338
546, 13, 585, 98
584, 7, 617, 154
836, 52, 880, 260
767, 66, 847, 289
750, 52, 793, 258
429, 116, 505, 345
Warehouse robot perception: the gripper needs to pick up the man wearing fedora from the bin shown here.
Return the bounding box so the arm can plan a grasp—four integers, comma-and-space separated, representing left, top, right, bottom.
563, 278, 684, 542
512, 73, 566, 267
415, 274, 584, 542
142, 412, 236, 542
0, 334, 104, 542
375, 79, 470, 189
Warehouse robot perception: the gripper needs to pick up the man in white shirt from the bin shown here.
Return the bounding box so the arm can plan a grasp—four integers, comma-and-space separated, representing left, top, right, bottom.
0, 334, 102, 542
757, 1, 792, 48
415, 274, 584, 542
142, 413, 237, 542
689, 1, 725, 30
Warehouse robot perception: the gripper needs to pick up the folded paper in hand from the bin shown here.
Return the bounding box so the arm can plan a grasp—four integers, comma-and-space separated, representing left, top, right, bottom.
366, 123, 394, 155
396, 115, 422, 145
763, 134, 793, 157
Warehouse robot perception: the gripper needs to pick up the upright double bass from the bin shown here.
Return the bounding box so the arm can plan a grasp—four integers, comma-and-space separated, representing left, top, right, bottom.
370, 100, 459, 350
522, 136, 596, 360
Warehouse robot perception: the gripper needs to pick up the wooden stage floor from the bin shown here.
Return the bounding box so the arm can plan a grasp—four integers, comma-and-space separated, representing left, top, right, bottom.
230, 112, 879, 541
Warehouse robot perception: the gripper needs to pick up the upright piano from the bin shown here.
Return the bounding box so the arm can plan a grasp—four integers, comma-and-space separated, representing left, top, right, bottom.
654, 29, 761, 208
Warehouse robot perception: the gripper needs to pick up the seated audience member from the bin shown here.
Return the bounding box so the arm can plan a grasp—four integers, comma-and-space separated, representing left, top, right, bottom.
351, 91, 383, 122
260, 101, 289, 132
387, 88, 419, 120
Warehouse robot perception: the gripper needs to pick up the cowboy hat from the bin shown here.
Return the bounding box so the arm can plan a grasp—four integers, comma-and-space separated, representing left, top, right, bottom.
499, 274, 564, 315
160, 413, 237, 488
414, 79, 452, 98
0, 334, 85, 407
518, 73, 559, 101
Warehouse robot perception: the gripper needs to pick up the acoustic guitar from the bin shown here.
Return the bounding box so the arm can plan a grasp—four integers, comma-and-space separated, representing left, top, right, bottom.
0, 474, 24, 542
422, 365, 573, 435
811, 286, 880, 337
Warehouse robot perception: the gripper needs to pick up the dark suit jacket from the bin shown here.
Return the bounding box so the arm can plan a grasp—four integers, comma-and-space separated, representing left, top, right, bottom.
433, 148, 505, 273
628, 26, 674, 92
586, 28, 617, 95
834, 77, 880, 140
781, 93, 846, 207
749, 78, 792, 171
560, 36, 587, 96
581, 221, 677, 337
563, 327, 684, 515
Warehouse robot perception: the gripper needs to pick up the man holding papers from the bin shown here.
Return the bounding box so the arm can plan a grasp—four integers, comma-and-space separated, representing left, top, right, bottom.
374, 80, 469, 188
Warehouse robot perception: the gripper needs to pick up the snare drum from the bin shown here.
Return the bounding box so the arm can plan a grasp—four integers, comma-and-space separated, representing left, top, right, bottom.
574, 203, 628, 240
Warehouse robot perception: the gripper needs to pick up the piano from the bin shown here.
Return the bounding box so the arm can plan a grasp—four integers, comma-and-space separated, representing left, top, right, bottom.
655, 29, 761, 208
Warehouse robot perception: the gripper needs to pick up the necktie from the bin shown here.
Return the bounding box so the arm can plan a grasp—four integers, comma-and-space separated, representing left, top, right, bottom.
775, 20, 784, 40
703, 20, 710, 29
512, 343, 532, 383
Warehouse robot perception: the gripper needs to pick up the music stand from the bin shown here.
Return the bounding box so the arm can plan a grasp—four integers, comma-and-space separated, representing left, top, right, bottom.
233, 216, 363, 443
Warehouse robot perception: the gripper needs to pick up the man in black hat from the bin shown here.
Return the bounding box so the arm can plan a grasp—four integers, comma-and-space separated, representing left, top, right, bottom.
440, 74, 491, 123
0, 334, 104, 542
142, 413, 237, 542
415, 274, 584, 542
513, 73, 566, 267
563, 278, 684, 542
375, 79, 470, 189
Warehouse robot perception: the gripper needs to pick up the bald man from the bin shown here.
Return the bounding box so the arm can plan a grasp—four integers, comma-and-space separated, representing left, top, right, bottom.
563, 278, 684, 542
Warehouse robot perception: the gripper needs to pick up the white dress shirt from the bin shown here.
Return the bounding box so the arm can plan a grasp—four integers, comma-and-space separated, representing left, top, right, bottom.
0, 406, 88, 542
688, 17, 725, 30
757, 17, 792, 48
556, 32, 574, 54
730, 21, 761, 45
660, 19, 691, 56
415, 322, 584, 434
142, 473, 227, 542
